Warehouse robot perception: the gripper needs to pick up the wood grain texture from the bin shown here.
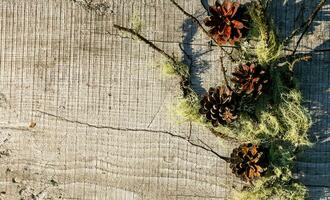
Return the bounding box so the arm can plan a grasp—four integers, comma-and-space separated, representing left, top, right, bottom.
0, 0, 328, 199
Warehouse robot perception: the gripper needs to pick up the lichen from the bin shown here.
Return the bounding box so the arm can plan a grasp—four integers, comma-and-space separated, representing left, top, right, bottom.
174, 92, 202, 123
206, 89, 311, 146
247, 1, 282, 65
130, 14, 143, 34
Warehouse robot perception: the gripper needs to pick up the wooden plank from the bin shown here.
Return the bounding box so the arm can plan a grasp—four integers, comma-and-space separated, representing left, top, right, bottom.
0, 0, 328, 199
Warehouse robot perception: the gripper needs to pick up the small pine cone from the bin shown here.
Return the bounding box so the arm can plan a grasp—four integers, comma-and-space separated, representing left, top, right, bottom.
230, 143, 269, 182
199, 86, 239, 127
204, 0, 249, 45
231, 63, 270, 98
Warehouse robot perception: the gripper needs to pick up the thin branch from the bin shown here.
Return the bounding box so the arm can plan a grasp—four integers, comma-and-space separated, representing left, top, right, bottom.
283, 54, 312, 69
179, 43, 193, 64
113, 24, 195, 97
188, 122, 192, 140
169, 0, 236, 62
209, 128, 239, 143
113, 24, 177, 64
284, 0, 326, 54
264, 0, 270, 11
220, 57, 231, 90
170, 0, 209, 35
292, 0, 326, 55
197, 138, 231, 162
284, 0, 325, 44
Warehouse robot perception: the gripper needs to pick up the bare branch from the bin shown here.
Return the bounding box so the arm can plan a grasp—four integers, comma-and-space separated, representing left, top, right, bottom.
197, 138, 231, 162
209, 128, 239, 143
284, 0, 326, 55
113, 24, 177, 63
220, 57, 231, 90
113, 24, 195, 97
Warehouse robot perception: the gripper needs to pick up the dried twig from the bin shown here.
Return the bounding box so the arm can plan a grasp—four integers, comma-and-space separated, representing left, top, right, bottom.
284, 0, 326, 55
113, 24, 195, 97
169, 0, 236, 62
210, 128, 239, 143
197, 138, 231, 162
113, 25, 177, 64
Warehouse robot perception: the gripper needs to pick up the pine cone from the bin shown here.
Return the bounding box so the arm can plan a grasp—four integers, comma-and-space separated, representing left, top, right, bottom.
231, 63, 270, 98
204, 0, 249, 45
230, 143, 269, 182
199, 86, 239, 127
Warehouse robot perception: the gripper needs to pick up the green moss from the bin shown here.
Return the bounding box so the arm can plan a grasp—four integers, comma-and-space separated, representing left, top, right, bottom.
233, 178, 307, 200
194, 89, 311, 146
247, 1, 282, 65
170, 1, 311, 199
130, 14, 143, 34
173, 83, 311, 145
277, 91, 311, 146
174, 92, 202, 123
161, 61, 177, 75
155, 59, 189, 78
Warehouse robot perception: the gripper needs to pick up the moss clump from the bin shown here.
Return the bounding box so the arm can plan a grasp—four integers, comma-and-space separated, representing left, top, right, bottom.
233, 177, 307, 200
211, 90, 311, 145
154, 59, 189, 78
161, 61, 177, 75
175, 92, 202, 123
247, 1, 282, 65
277, 91, 311, 146
130, 14, 143, 34
232, 141, 308, 200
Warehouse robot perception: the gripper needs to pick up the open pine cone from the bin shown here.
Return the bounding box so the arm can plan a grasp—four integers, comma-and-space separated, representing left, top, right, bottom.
199, 86, 239, 127
231, 63, 270, 98
230, 143, 269, 182
204, 0, 249, 45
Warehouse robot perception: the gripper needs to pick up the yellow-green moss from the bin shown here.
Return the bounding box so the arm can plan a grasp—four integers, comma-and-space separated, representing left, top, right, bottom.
153, 59, 189, 78
174, 92, 202, 123
175, 89, 311, 146
238, 90, 310, 145
233, 178, 307, 200
130, 14, 143, 34
247, 1, 282, 65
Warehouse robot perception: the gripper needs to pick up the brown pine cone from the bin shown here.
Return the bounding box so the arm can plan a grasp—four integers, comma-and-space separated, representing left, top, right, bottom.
231, 63, 270, 98
199, 86, 239, 127
230, 143, 269, 182
204, 0, 249, 45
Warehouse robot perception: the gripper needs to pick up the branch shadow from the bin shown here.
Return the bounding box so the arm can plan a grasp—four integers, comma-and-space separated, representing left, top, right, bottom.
266, 1, 330, 199
180, 11, 212, 95
268, 0, 330, 42
293, 40, 330, 199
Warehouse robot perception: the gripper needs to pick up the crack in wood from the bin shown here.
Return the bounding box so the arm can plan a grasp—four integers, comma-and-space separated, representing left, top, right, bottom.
35, 110, 230, 162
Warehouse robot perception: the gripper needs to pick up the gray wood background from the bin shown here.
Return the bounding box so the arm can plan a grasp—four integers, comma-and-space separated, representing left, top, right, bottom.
0, 0, 328, 199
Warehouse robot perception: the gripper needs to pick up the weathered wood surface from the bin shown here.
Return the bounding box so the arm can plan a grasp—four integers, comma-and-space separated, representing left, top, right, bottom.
0, 0, 328, 199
